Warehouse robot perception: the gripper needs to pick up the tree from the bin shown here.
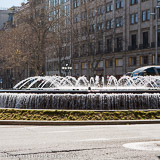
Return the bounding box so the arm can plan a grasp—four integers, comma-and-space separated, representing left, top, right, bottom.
0, 1, 60, 88
0, 27, 30, 87
71, 0, 105, 77
71, 0, 128, 77
20, 1, 54, 76
46, 1, 73, 76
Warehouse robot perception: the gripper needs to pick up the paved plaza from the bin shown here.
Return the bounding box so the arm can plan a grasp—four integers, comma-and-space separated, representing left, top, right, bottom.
0, 124, 160, 160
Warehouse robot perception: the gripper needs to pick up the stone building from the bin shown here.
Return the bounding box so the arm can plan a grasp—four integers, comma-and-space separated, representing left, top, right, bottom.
45, 0, 72, 76
0, 7, 20, 30
0, 9, 10, 29
45, 0, 160, 79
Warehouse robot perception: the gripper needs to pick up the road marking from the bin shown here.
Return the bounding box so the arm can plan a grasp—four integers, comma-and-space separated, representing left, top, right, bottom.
123, 141, 160, 151
77, 138, 110, 142
42, 131, 72, 133
76, 136, 150, 142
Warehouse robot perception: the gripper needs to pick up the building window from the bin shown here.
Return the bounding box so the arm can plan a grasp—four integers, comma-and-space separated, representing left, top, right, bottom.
153, 55, 155, 64
98, 61, 103, 68
89, 42, 95, 55
47, 62, 53, 71
116, 17, 123, 27
73, 44, 79, 57
140, 56, 148, 65
89, 9, 96, 18
81, 11, 87, 20
116, 0, 123, 9
130, 13, 138, 24
106, 19, 113, 30
142, 11, 146, 21
116, 37, 123, 51
81, 27, 87, 36
143, 31, 149, 48
106, 2, 113, 12
73, 63, 79, 70
142, 10, 150, 22
131, 34, 137, 49
64, 0, 69, 2
146, 10, 150, 20
130, 14, 134, 24
152, 55, 160, 64
73, 0, 79, 8
130, 0, 138, 5
81, 62, 88, 69
89, 24, 95, 33
97, 22, 104, 31
129, 57, 136, 66
74, 14, 80, 23
64, 4, 70, 16
97, 6, 104, 15
81, 0, 87, 5
110, 3, 113, 11
135, 13, 138, 23
110, 19, 114, 29
106, 38, 112, 52
98, 40, 103, 53
106, 59, 113, 68
158, 31, 160, 47
81, 43, 87, 55
115, 58, 123, 67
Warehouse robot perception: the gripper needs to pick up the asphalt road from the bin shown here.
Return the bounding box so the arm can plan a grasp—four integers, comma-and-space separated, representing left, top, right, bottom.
0, 124, 160, 160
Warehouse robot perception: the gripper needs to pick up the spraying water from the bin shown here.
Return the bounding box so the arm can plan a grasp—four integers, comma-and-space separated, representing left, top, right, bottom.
0, 75, 159, 110
13, 75, 160, 90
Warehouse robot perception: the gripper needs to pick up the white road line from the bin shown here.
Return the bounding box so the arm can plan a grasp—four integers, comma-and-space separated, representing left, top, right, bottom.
77, 138, 110, 142
123, 141, 160, 151
76, 136, 150, 142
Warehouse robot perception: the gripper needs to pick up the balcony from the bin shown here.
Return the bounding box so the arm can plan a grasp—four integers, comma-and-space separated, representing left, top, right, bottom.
139, 44, 150, 49
114, 47, 123, 52
104, 48, 112, 54
128, 45, 138, 51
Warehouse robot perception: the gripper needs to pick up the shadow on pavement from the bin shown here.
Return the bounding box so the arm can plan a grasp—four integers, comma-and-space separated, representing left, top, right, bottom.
158, 156, 160, 159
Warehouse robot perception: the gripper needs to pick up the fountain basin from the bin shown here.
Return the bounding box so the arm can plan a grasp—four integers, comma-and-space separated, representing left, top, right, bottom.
1, 75, 160, 110
0, 90, 160, 110
0, 88, 160, 94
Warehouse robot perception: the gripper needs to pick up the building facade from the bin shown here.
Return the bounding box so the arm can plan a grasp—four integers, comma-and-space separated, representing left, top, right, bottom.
46, 0, 72, 76
45, 0, 160, 79
0, 9, 10, 29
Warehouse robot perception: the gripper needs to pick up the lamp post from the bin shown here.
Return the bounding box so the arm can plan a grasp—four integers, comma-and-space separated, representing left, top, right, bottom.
151, 1, 160, 65
62, 63, 72, 76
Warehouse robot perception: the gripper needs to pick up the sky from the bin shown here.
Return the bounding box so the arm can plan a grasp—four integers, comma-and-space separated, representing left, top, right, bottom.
0, 0, 27, 9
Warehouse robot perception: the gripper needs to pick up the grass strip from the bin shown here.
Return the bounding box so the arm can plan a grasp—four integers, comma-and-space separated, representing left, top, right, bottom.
0, 109, 160, 121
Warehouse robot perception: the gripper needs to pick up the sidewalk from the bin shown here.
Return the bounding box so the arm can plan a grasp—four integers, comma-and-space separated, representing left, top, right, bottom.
0, 119, 160, 126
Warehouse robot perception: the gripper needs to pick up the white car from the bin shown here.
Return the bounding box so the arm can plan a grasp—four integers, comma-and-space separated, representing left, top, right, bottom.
131, 66, 160, 77
131, 66, 160, 88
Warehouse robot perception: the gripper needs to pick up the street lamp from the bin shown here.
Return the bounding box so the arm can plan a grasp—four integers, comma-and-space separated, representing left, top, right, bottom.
62, 63, 72, 76
150, 1, 160, 65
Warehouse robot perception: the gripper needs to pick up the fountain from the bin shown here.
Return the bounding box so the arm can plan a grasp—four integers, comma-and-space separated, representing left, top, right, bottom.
0, 75, 160, 110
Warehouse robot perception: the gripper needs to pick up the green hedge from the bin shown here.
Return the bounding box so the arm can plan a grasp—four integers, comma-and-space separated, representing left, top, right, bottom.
0, 109, 160, 121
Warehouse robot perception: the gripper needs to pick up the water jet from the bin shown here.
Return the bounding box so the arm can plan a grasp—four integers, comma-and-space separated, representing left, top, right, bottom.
0, 75, 160, 110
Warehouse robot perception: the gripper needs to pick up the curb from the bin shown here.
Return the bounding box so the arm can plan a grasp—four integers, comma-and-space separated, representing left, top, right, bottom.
0, 120, 160, 126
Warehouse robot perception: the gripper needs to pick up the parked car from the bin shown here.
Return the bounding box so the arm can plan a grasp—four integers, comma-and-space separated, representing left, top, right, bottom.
124, 72, 132, 76
131, 66, 160, 77
130, 66, 160, 87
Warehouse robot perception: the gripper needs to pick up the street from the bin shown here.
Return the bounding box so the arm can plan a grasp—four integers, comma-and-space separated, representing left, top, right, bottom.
0, 124, 160, 160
